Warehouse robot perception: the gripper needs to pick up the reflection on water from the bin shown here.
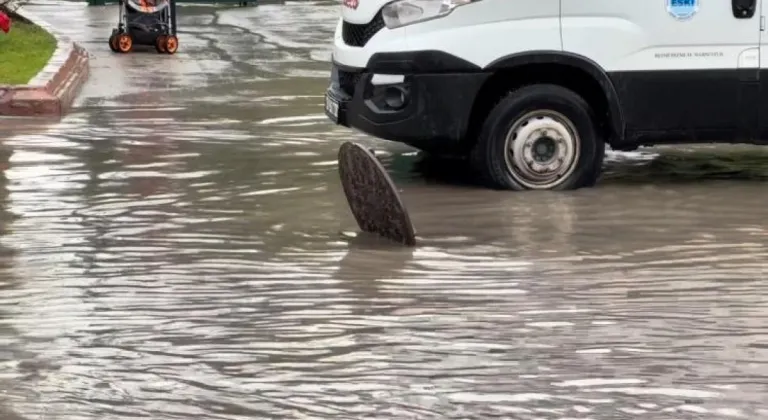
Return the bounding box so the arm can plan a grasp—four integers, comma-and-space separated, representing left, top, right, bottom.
0, 1, 766, 419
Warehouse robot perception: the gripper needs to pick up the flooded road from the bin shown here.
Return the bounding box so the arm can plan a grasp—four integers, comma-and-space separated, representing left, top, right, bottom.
0, 1, 767, 419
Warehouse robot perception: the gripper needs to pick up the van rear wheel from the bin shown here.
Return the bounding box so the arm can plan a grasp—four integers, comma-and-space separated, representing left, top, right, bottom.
470, 84, 605, 191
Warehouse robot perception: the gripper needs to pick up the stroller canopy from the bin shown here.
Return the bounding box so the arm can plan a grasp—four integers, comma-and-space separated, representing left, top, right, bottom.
127, 0, 170, 13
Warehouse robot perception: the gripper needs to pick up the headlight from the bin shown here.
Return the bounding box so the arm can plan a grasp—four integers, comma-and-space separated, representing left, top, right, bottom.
381, 0, 479, 29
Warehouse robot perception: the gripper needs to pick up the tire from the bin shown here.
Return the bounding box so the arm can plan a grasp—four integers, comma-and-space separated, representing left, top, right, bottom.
108, 34, 119, 52
470, 84, 605, 191
164, 35, 179, 54
155, 35, 167, 53
116, 33, 133, 53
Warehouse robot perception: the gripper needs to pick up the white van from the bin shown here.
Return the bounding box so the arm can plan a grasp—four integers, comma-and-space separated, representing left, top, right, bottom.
324, 0, 763, 191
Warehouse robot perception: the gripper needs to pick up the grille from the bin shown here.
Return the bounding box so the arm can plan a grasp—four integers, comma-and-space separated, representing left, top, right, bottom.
341, 12, 385, 47
338, 70, 362, 96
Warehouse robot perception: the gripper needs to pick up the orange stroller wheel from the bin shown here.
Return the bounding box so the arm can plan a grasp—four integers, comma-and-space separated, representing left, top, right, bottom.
164, 35, 178, 54
155, 35, 168, 53
117, 33, 133, 53
109, 34, 119, 52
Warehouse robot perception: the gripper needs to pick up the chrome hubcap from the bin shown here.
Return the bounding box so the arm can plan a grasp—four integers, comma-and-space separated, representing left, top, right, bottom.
504, 110, 580, 189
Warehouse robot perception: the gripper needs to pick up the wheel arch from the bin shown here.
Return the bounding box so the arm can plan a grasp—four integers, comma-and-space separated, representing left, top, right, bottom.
472, 50, 625, 145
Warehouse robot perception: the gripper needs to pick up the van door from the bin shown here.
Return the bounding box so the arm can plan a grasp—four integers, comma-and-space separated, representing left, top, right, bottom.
562, 0, 762, 143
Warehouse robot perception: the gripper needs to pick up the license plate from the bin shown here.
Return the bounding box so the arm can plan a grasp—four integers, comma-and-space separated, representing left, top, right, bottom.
325, 95, 339, 122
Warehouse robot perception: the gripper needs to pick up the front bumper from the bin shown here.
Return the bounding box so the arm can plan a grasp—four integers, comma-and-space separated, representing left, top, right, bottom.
325, 61, 490, 153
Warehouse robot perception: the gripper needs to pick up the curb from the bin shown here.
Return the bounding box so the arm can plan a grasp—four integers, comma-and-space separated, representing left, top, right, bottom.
0, 5, 90, 118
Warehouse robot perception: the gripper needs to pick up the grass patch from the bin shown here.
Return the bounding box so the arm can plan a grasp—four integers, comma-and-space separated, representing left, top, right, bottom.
0, 19, 56, 85
603, 147, 768, 183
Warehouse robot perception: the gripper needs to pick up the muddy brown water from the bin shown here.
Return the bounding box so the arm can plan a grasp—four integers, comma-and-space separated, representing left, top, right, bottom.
0, 1, 766, 419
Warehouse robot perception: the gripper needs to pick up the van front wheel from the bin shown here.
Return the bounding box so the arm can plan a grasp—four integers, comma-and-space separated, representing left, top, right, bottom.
470, 84, 605, 191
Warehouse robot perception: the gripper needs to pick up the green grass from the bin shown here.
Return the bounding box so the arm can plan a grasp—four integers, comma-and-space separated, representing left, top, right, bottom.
603, 147, 768, 183
0, 20, 56, 85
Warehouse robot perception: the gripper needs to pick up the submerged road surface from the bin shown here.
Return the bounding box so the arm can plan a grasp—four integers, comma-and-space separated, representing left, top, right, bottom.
0, 1, 767, 419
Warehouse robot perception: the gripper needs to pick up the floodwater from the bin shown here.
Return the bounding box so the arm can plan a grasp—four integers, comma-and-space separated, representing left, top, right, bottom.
0, 1, 767, 419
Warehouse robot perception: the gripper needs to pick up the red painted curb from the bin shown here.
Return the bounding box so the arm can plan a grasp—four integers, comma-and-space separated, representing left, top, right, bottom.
0, 9, 90, 118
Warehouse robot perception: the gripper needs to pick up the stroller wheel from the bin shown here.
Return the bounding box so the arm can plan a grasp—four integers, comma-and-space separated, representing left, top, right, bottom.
117, 33, 133, 53
155, 35, 168, 53
164, 35, 179, 55
108, 34, 119, 52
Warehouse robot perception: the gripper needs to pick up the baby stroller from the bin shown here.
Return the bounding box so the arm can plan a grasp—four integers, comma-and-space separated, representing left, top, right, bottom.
108, 0, 179, 54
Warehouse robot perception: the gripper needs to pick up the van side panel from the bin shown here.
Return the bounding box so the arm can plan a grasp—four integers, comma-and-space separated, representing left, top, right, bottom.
561, 0, 758, 72
561, 0, 761, 143
403, 0, 562, 68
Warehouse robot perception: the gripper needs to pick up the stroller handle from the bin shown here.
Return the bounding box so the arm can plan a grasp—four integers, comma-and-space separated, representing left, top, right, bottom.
126, 0, 170, 13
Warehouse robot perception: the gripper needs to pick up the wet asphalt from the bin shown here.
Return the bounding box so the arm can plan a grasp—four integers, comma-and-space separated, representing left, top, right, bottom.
0, 1, 767, 419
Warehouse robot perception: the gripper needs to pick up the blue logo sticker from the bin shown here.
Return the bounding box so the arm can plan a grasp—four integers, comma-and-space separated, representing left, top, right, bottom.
667, 0, 699, 20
